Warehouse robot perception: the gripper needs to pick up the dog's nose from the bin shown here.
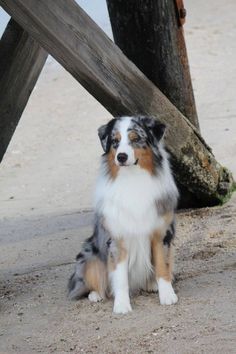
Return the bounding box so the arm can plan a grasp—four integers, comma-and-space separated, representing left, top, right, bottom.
117, 153, 128, 164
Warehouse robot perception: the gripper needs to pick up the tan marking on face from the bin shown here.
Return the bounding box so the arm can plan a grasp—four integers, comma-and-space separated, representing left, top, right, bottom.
107, 148, 119, 179
151, 230, 173, 282
128, 131, 139, 142
114, 131, 121, 141
84, 258, 108, 298
134, 147, 154, 174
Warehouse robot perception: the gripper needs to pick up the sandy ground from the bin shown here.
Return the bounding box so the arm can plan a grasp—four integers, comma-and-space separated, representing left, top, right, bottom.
0, 0, 236, 353
1, 198, 236, 353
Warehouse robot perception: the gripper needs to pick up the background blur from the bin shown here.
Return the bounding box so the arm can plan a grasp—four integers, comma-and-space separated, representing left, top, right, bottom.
0, 0, 236, 219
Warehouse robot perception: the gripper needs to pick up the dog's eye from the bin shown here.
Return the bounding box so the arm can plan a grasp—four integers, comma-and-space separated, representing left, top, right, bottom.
132, 136, 140, 143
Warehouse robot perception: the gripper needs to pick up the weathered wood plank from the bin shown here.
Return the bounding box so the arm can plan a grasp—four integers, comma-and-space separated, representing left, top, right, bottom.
106, 0, 200, 129
0, 18, 47, 162
0, 0, 234, 205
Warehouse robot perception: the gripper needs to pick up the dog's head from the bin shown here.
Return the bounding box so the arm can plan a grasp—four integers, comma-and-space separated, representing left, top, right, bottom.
98, 116, 166, 175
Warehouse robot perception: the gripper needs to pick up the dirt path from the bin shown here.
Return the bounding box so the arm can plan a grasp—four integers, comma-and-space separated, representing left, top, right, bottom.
1, 195, 235, 353
1, 0, 236, 352
0, 0, 236, 220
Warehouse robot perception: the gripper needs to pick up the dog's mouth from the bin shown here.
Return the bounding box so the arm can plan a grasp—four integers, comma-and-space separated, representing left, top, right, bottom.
118, 159, 139, 167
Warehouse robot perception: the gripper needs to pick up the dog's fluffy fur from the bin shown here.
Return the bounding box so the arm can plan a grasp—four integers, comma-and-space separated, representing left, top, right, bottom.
68, 116, 179, 313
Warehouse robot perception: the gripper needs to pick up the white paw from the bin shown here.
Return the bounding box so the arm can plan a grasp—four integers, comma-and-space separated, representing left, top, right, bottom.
113, 296, 132, 314
158, 278, 178, 305
88, 291, 103, 303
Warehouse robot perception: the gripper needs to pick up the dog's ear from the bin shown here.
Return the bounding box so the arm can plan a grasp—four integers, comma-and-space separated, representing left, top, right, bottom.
140, 116, 166, 143
98, 124, 108, 152
98, 118, 116, 153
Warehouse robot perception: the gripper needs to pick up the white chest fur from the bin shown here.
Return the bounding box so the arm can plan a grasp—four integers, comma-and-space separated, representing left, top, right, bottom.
95, 166, 166, 239
95, 164, 176, 290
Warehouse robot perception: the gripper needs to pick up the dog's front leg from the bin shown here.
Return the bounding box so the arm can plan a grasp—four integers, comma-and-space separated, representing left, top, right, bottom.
108, 239, 132, 314
152, 230, 178, 305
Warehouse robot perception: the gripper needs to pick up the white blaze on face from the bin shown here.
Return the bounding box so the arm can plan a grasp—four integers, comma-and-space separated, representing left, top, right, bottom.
115, 117, 136, 166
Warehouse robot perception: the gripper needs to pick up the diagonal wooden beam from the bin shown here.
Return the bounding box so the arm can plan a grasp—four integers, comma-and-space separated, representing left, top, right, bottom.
0, 0, 234, 206
106, 0, 200, 130
0, 18, 48, 162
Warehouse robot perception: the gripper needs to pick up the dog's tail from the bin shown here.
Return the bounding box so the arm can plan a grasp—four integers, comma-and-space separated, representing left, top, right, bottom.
67, 254, 89, 300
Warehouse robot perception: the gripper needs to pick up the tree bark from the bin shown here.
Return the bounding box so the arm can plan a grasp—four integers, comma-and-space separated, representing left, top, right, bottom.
0, 18, 47, 162
106, 0, 199, 130
0, 0, 234, 206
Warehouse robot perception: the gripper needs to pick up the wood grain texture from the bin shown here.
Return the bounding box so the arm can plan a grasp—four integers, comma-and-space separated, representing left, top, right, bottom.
0, 0, 234, 205
0, 18, 47, 162
106, 0, 199, 129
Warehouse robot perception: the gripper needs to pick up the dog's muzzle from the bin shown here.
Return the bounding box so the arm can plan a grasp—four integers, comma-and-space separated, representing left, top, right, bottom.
117, 153, 128, 165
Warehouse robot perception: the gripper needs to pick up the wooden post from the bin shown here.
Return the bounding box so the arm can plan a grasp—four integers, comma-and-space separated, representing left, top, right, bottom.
106, 0, 200, 130
0, 0, 234, 206
0, 19, 47, 162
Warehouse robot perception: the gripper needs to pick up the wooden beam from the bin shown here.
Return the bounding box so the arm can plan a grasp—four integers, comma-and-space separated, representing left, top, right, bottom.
106, 0, 200, 130
0, 18, 47, 162
0, 0, 234, 206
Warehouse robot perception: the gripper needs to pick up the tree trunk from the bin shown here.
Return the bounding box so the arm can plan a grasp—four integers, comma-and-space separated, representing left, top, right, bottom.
106, 0, 199, 130
0, 18, 47, 162
0, 0, 234, 206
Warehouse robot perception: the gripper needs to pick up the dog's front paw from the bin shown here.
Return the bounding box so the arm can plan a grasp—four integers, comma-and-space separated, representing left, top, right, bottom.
158, 278, 178, 305
113, 296, 132, 314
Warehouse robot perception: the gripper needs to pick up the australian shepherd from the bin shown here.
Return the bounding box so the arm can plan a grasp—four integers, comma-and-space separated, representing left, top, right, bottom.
68, 116, 179, 314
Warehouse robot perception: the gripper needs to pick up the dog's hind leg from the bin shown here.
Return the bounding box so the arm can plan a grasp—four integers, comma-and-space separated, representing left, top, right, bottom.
84, 257, 108, 302
68, 215, 110, 301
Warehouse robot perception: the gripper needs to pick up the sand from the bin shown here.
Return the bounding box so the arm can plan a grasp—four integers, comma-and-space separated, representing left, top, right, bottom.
0, 0, 236, 353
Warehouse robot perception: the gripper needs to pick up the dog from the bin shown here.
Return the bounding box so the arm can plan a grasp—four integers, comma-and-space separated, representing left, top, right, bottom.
68, 116, 179, 314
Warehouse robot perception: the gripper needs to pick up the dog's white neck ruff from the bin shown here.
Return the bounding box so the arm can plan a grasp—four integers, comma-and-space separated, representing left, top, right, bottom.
95, 155, 177, 239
